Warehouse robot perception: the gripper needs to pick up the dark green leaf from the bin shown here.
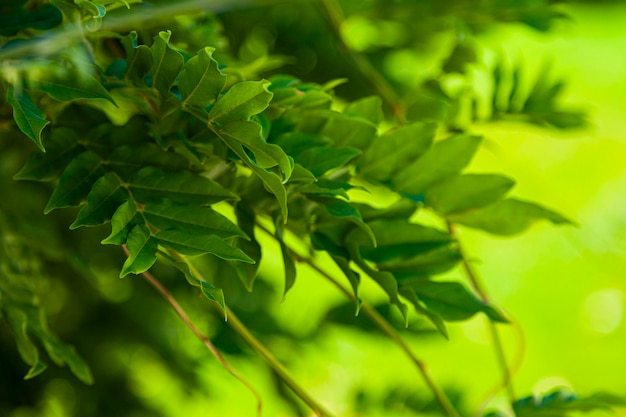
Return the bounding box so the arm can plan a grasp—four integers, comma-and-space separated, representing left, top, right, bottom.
394, 134, 482, 196
316, 198, 376, 246
448, 198, 574, 235
385, 246, 462, 281
179, 47, 226, 107
6, 87, 49, 151
322, 113, 377, 150
512, 389, 626, 417
120, 224, 157, 276
45, 151, 105, 213
425, 174, 515, 215
208, 80, 273, 124
156, 230, 254, 262
14, 128, 82, 181
34, 69, 116, 105
409, 281, 507, 322
332, 255, 361, 314
70, 173, 128, 229
129, 167, 237, 205
200, 281, 227, 316
102, 200, 139, 245
150, 31, 184, 96
275, 221, 296, 298
142, 200, 247, 239
358, 122, 436, 183
121, 31, 153, 83
232, 203, 261, 290
398, 287, 448, 338
296, 146, 361, 177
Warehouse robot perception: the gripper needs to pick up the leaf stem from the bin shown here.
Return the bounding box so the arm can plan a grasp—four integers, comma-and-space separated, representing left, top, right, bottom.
122, 246, 263, 417
255, 222, 461, 417
446, 222, 517, 404
316, 0, 407, 123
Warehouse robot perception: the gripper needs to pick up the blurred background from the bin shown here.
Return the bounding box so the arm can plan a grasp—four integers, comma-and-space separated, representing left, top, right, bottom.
1, 1, 626, 416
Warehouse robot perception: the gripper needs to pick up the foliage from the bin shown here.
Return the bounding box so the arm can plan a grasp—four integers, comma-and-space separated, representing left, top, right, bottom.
0, 1, 620, 417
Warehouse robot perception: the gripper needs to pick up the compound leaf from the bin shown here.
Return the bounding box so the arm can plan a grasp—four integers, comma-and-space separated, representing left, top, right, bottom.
150, 31, 183, 96
102, 200, 139, 245
120, 224, 157, 276
71, 173, 127, 229
121, 31, 152, 83
179, 47, 226, 107
208, 80, 273, 124
156, 230, 254, 262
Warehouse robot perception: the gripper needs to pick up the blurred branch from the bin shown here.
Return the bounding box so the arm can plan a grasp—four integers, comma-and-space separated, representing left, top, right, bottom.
316, 0, 407, 123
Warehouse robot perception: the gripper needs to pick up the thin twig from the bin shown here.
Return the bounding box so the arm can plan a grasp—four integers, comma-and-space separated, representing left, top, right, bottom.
446, 222, 517, 404
317, 0, 407, 123
122, 246, 263, 417
255, 222, 461, 417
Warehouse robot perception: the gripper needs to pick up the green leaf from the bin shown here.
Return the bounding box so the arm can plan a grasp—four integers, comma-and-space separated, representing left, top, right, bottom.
220, 120, 293, 179
358, 122, 436, 183
409, 281, 507, 322
102, 200, 139, 245
394, 134, 483, 196
34, 69, 116, 105
14, 128, 82, 181
6, 87, 49, 152
447, 198, 574, 235
150, 31, 184, 96
120, 224, 157, 276
45, 151, 105, 213
296, 146, 361, 177
121, 31, 153, 82
142, 200, 247, 239
425, 174, 515, 215
216, 129, 288, 220
232, 203, 261, 290
385, 246, 462, 281
331, 255, 361, 314
200, 281, 227, 316
512, 389, 626, 417
316, 198, 376, 246
156, 230, 254, 262
208, 80, 273, 124
129, 167, 237, 205
344, 96, 383, 125
322, 113, 377, 150
398, 287, 448, 338
348, 219, 452, 263
275, 221, 296, 298
71, 173, 128, 229
179, 47, 226, 107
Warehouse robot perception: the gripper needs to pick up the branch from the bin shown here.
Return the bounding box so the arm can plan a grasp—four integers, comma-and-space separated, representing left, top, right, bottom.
255, 221, 461, 417
446, 222, 517, 404
122, 246, 263, 417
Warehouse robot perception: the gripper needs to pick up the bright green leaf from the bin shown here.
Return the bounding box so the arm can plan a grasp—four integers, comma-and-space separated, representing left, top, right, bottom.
344, 96, 383, 125
425, 174, 515, 214
394, 134, 482, 196
358, 122, 436, 183
6, 87, 49, 152
448, 198, 574, 235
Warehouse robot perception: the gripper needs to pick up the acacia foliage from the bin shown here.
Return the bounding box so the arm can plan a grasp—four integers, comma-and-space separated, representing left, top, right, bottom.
0, 1, 614, 417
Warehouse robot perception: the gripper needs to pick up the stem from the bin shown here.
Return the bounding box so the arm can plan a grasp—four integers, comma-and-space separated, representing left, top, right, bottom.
122, 247, 263, 417
317, 0, 407, 123
173, 252, 336, 417
225, 307, 336, 417
446, 222, 517, 403
255, 222, 461, 417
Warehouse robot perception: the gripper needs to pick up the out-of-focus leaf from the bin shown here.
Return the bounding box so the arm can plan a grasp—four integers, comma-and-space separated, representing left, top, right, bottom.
121, 31, 152, 82
409, 281, 507, 322
425, 174, 515, 215
394, 134, 482, 196
509, 389, 626, 417
14, 128, 82, 180
448, 198, 574, 235
6, 87, 49, 152
399, 287, 448, 338
232, 202, 261, 290
344, 96, 383, 125
34, 69, 116, 105
358, 122, 436, 183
